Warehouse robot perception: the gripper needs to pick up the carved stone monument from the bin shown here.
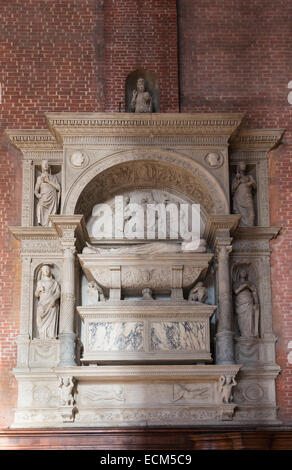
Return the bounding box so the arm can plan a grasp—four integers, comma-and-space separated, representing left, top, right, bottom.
6, 113, 282, 428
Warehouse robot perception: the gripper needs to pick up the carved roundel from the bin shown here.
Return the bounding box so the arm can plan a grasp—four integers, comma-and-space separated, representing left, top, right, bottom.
243, 384, 264, 402
70, 151, 89, 169
204, 152, 224, 169
33, 385, 52, 406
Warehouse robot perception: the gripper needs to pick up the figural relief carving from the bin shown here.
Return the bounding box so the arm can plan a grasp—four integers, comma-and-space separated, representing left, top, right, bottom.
231, 163, 256, 226
87, 281, 105, 304
217, 375, 237, 404
34, 160, 61, 226
35, 265, 60, 340
188, 282, 207, 303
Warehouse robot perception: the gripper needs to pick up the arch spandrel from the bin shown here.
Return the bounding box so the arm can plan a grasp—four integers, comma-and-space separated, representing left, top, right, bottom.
62, 149, 229, 219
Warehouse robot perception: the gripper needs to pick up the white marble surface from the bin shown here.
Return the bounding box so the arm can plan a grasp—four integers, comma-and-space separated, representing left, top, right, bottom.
151, 321, 206, 351
88, 321, 144, 351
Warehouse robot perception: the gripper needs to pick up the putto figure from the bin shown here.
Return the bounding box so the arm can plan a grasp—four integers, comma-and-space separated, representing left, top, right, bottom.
233, 269, 259, 338
231, 162, 256, 226
35, 265, 60, 339
34, 160, 61, 226
218, 375, 237, 404
188, 282, 207, 303
130, 77, 152, 113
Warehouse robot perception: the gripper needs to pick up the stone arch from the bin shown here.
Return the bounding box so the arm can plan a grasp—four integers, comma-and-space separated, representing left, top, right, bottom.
62, 149, 229, 220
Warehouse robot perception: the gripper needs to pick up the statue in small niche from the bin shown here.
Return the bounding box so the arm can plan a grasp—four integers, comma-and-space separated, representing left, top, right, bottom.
233, 269, 259, 338
34, 160, 61, 227
231, 162, 256, 226
35, 265, 60, 339
130, 77, 153, 113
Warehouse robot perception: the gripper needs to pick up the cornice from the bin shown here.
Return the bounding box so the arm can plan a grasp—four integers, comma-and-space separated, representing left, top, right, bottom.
233, 226, 281, 240
230, 129, 285, 152
50, 364, 242, 382
45, 112, 244, 145
9, 226, 58, 241
4, 129, 61, 153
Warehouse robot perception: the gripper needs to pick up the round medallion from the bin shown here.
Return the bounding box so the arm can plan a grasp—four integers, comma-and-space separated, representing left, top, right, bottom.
244, 384, 264, 402
70, 151, 88, 168
33, 385, 51, 406
204, 152, 224, 168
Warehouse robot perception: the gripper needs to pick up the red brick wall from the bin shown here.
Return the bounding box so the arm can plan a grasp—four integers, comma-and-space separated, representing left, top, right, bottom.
0, 0, 105, 427
178, 0, 292, 423
104, 0, 179, 112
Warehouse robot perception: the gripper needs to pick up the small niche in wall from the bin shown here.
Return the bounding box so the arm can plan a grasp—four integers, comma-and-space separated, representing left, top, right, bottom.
125, 69, 160, 113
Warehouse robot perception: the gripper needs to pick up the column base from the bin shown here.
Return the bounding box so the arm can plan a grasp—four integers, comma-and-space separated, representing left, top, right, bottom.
215, 330, 235, 365
58, 332, 77, 367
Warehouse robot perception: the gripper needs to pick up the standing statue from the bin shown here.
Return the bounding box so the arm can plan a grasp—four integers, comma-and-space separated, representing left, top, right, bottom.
231, 163, 256, 226
130, 77, 152, 113
35, 265, 60, 339
34, 160, 61, 227
233, 269, 259, 338
188, 282, 207, 303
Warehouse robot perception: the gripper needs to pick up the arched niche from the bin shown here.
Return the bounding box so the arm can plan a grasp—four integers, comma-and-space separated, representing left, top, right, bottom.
125, 69, 160, 112
63, 149, 229, 222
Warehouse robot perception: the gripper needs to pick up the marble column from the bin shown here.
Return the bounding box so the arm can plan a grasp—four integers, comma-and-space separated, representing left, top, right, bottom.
215, 240, 234, 365
50, 215, 87, 367
204, 215, 241, 366
59, 244, 77, 366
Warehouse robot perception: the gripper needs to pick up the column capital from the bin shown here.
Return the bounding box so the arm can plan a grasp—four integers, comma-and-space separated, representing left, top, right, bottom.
204, 215, 241, 249
50, 215, 89, 253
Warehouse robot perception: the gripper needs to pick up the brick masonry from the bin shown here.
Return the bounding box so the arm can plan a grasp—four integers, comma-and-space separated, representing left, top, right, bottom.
0, 0, 291, 426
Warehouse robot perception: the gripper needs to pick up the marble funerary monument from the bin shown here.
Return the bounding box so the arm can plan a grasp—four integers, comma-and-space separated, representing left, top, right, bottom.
6, 110, 283, 427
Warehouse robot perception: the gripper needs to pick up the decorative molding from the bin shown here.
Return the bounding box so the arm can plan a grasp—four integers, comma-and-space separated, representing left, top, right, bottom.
204, 215, 241, 248
45, 112, 245, 145
5, 129, 61, 153
230, 129, 284, 152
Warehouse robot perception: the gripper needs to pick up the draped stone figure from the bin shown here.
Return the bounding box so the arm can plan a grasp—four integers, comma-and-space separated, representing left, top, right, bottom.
35, 265, 60, 339
34, 160, 61, 226
130, 77, 152, 113
233, 270, 259, 338
231, 163, 256, 226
